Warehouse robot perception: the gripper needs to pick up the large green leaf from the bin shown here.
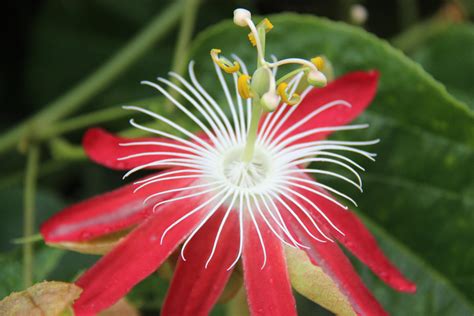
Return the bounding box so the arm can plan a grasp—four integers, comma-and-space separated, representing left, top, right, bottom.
187, 13, 474, 312
408, 23, 474, 110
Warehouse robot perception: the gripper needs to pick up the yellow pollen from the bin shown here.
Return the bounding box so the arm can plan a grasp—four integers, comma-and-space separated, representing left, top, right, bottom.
238, 74, 252, 99
311, 56, 325, 70
277, 82, 300, 106
210, 48, 240, 74
248, 18, 274, 47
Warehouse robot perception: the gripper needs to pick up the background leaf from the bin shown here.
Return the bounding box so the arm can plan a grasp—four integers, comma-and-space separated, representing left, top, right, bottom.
407, 23, 474, 110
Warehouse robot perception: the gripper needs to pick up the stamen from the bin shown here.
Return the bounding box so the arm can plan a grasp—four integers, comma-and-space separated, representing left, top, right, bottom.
311, 56, 325, 70
238, 74, 252, 99
248, 18, 273, 47
277, 82, 300, 106
210, 49, 240, 74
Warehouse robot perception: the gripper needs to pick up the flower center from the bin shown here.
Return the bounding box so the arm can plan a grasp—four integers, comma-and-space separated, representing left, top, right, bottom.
220, 146, 274, 191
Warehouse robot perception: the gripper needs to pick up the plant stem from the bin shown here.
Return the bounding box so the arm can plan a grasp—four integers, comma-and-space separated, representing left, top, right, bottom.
23, 144, 40, 288
166, 0, 201, 111
242, 100, 263, 163
0, 1, 183, 155
38, 107, 127, 140
0, 160, 67, 190
242, 23, 268, 163
170, 0, 201, 79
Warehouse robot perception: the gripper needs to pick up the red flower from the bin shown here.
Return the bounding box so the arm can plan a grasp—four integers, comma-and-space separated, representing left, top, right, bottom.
41, 68, 415, 315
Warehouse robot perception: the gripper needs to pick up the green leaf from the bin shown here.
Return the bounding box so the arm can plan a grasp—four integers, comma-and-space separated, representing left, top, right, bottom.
407, 23, 474, 110
354, 214, 474, 315
0, 187, 65, 252
0, 247, 65, 298
188, 13, 474, 312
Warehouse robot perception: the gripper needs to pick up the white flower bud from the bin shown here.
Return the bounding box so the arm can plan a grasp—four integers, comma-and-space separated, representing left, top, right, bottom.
261, 91, 280, 112
307, 70, 327, 87
233, 8, 251, 27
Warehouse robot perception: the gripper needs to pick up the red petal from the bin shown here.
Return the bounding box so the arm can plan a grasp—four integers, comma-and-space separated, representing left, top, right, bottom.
263, 71, 379, 146
280, 202, 387, 316
162, 209, 240, 316
73, 186, 212, 316
242, 215, 297, 316
83, 128, 193, 170
40, 169, 198, 242
291, 173, 416, 293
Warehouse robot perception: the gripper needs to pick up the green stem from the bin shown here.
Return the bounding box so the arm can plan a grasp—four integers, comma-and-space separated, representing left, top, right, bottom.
23, 144, 40, 288
257, 25, 266, 67
13, 234, 43, 245
0, 1, 183, 155
39, 107, 127, 140
0, 160, 67, 191
276, 67, 309, 85
170, 0, 201, 79
165, 0, 201, 111
242, 23, 269, 163
242, 100, 263, 163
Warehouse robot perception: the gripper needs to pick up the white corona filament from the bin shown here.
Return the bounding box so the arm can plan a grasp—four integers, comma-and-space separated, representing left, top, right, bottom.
119, 58, 378, 269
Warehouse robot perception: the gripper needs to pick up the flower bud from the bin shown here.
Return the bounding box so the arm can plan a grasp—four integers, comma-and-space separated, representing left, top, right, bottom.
307, 70, 327, 87
261, 91, 280, 112
233, 8, 251, 27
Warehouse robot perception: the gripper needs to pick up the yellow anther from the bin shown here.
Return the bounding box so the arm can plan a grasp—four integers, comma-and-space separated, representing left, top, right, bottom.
262, 18, 273, 30
210, 48, 240, 74
311, 56, 325, 70
248, 33, 257, 46
238, 74, 252, 99
277, 82, 300, 106
248, 18, 274, 47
